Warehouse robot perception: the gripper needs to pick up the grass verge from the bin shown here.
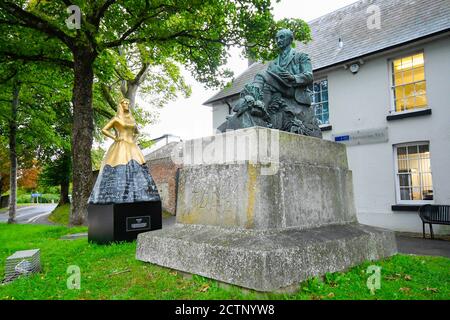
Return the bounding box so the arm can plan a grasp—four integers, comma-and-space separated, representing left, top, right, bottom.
48, 204, 70, 225
0, 223, 448, 300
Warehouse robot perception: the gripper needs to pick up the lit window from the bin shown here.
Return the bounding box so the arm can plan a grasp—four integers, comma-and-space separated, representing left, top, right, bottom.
392, 53, 428, 112
312, 79, 329, 125
395, 142, 433, 203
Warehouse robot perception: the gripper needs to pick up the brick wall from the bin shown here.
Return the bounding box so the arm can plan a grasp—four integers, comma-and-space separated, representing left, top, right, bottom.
145, 142, 182, 215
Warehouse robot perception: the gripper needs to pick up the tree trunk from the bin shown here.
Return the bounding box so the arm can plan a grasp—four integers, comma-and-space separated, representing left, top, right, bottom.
70, 49, 96, 226
123, 63, 149, 109
8, 80, 20, 224
58, 180, 70, 207
125, 82, 139, 109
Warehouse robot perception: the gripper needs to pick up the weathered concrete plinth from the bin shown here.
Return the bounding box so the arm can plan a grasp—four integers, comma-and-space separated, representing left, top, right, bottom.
136, 127, 397, 292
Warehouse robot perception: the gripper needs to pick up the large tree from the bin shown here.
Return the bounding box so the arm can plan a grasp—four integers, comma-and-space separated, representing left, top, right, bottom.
0, 0, 311, 225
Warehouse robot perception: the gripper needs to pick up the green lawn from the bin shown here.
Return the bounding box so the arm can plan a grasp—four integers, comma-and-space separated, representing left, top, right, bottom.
0, 223, 448, 300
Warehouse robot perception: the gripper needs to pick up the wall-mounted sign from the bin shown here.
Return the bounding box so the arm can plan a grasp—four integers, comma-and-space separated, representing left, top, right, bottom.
332, 127, 388, 146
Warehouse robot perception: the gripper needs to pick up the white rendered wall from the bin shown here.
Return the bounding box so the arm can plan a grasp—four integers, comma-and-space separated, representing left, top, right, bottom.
322, 36, 450, 234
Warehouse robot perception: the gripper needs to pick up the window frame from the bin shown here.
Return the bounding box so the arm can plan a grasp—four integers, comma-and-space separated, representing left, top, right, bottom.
393, 141, 434, 205
311, 78, 330, 126
389, 51, 430, 115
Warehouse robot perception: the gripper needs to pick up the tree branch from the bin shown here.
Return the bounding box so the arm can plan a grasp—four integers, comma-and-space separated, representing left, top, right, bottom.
0, 69, 18, 85
91, 0, 117, 27
94, 105, 115, 119
101, 4, 175, 49
100, 84, 118, 111
0, 1, 74, 47
131, 63, 149, 85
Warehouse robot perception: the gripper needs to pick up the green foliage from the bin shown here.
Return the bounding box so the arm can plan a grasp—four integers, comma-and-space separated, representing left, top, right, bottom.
16, 193, 59, 204
1, 0, 311, 89
137, 138, 154, 150
91, 147, 106, 171
0, 223, 449, 300
39, 150, 71, 188
0, 62, 72, 166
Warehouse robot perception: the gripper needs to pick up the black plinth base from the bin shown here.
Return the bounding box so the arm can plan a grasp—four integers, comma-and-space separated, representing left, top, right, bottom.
88, 201, 162, 244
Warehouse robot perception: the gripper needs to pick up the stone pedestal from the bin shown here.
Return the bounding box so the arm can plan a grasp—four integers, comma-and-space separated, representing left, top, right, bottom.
136, 127, 397, 291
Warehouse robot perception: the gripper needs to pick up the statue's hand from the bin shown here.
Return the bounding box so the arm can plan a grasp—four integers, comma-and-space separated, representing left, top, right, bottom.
279, 71, 295, 82
115, 136, 124, 142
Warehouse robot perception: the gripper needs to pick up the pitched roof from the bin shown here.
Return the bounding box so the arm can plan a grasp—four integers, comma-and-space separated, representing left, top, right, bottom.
204, 0, 450, 105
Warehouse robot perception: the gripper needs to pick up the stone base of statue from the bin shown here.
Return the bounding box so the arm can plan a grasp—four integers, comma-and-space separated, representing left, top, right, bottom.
136, 127, 397, 292
88, 201, 162, 244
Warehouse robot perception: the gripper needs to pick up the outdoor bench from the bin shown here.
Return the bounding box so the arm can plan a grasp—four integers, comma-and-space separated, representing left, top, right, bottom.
418, 204, 450, 239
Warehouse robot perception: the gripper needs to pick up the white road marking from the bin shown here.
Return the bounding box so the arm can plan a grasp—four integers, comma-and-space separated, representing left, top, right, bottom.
27, 211, 52, 223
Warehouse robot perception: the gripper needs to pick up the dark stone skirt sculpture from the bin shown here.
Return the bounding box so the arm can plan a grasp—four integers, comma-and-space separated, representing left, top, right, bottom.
89, 159, 160, 204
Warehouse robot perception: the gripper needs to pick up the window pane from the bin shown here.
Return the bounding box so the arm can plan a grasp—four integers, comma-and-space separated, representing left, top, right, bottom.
401, 56, 413, 70
413, 53, 424, 67
422, 173, 433, 188
415, 95, 427, 107
321, 90, 328, 101
419, 144, 429, 154
408, 145, 419, 157
405, 97, 416, 110
315, 104, 322, 117
314, 93, 320, 103
412, 188, 422, 200
400, 187, 412, 200
320, 80, 328, 91
398, 159, 408, 172
395, 99, 406, 112
397, 147, 408, 173
394, 72, 403, 86
404, 84, 414, 97
419, 158, 431, 172
394, 87, 404, 100
413, 66, 425, 82
415, 81, 426, 95
397, 146, 407, 157
398, 174, 411, 187
393, 58, 402, 72
322, 113, 329, 124
403, 70, 413, 83
411, 173, 420, 188
313, 83, 320, 92
322, 102, 329, 113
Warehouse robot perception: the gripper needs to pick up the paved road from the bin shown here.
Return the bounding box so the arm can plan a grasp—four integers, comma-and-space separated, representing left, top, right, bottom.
0, 204, 57, 224
396, 234, 450, 258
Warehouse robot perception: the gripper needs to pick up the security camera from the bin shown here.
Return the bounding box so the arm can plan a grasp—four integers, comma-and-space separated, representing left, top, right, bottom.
350, 63, 360, 74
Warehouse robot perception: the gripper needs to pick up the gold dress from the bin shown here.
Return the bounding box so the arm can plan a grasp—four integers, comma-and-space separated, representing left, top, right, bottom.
102, 117, 146, 167
88, 117, 160, 204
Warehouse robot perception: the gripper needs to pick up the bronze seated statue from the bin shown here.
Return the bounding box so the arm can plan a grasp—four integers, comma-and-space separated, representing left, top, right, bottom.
218, 29, 322, 139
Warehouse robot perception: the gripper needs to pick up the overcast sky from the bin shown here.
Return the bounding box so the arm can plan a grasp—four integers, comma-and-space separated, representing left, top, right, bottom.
140, 0, 358, 141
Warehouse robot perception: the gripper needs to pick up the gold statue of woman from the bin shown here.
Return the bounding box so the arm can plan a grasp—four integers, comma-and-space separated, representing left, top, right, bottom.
101, 98, 145, 167
89, 98, 160, 204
